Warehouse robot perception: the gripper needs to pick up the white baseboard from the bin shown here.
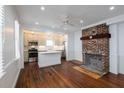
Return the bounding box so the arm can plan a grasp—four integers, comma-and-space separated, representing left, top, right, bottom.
12, 68, 21, 88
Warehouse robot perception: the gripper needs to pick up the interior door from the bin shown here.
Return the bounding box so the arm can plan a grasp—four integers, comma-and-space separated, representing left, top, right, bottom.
118, 22, 124, 74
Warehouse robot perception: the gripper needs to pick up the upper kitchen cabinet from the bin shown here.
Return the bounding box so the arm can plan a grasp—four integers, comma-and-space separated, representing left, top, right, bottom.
54, 34, 65, 46
23, 30, 66, 49
38, 33, 46, 46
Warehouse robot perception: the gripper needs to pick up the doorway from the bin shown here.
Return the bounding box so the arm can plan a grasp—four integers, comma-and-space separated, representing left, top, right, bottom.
23, 30, 68, 66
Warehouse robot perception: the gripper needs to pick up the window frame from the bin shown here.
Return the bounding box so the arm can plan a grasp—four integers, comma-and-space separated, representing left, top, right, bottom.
14, 20, 20, 60
0, 5, 5, 78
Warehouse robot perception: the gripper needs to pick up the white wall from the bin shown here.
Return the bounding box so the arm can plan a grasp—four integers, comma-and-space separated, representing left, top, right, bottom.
66, 32, 75, 61
0, 6, 21, 88
66, 31, 83, 62
109, 21, 124, 74
109, 24, 119, 74
74, 31, 82, 62
118, 22, 124, 74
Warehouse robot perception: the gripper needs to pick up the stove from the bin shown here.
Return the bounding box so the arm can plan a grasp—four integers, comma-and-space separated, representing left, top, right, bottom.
28, 48, 38, 62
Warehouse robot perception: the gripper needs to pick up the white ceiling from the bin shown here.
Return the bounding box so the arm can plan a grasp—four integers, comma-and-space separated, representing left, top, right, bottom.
14, 5, 124, 33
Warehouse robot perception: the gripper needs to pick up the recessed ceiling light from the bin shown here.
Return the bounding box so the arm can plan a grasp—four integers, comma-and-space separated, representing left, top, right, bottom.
109, 6, 115, 10
63, 28, 67, 30
31, 32, 34, 34
80, 20, 84, 24
52, 25, 55, 28
47, 32, 51, 35
40, 6, 45, 11
35, 22, 39, 25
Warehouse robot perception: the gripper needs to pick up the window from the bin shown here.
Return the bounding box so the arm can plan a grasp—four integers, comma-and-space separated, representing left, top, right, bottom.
0, 5, 4, 78
15, 20, 20, 59
46, 40, 54, 46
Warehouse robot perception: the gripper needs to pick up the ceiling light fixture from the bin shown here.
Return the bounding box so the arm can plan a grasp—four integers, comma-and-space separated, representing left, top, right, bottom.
31, 32, 34, 34
109, 6, 115, 10
80, 20, 84, 24
63, 28, 67, 30
47, 32, 51, 36
35, 22, 39, 25
52, 25, 55, 28
40, 6, 45, 11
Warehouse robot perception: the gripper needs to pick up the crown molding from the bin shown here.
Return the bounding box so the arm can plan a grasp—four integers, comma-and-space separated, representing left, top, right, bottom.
81, 14, 124, 30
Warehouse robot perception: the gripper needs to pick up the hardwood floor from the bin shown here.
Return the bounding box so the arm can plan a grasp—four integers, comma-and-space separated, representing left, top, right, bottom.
16, 61, 124, 88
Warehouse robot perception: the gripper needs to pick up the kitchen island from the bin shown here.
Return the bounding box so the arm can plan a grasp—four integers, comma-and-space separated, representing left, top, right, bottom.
38, 51, 62, 68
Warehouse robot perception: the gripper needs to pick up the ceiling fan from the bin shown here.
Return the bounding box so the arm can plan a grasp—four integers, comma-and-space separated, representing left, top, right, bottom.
60, 15, 83, 29
61, 15, 76, 27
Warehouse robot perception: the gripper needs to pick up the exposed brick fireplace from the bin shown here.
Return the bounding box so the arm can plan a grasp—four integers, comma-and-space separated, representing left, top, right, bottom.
81, 23, 110, 75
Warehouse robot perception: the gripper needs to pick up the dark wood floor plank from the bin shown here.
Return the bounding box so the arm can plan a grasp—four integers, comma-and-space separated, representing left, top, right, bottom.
16, 61, 124, 88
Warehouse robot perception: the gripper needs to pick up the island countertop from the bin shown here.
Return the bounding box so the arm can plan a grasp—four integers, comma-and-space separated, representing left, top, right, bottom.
38, 50, 62, 54
38, 50, 62, 68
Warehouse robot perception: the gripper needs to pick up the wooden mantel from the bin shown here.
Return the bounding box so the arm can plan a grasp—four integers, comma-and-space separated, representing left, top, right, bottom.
80, 33, 111, 40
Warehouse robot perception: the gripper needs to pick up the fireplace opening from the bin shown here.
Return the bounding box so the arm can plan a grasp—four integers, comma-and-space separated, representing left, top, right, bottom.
81, 53, 105, 75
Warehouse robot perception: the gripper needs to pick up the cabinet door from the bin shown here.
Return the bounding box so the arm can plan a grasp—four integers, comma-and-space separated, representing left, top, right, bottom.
38, 33, 46, 46
24, 32, 29, 48
24, 51, 28, 62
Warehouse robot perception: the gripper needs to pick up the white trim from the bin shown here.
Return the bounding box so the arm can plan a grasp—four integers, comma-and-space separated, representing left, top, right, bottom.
0, 5, 4, 80
2, 58, 21, 88
4, 58, 19, 70
0, 72, 5, 79
81, 14, 124, 30
15, 20, 20, 59
106, 14, 124, 25
81, 20, 106, 30
12, 67, 21, 88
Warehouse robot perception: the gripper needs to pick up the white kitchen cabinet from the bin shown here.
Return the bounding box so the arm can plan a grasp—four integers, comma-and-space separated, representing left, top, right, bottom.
38, 51, 62, 68
24, 50, 28, 63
